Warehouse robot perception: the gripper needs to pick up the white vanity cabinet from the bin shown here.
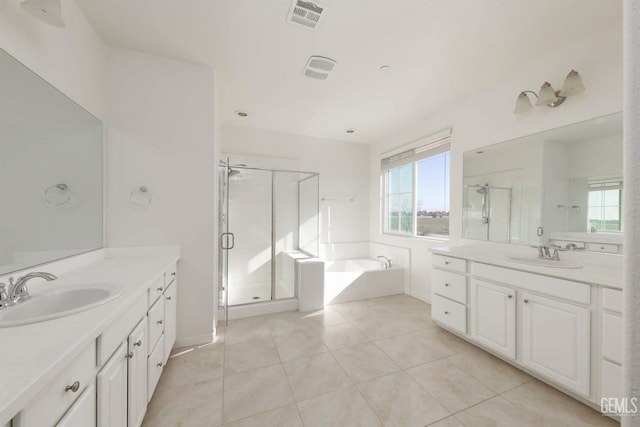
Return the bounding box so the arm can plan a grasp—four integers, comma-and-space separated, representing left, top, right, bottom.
470, 279, 516, 358
128, 318, 149, 427
56, 384, 96, 427
520, 292, 591, 395
600, 288, 623, 405
431, 255, 467, 334
96, 344, 128, 427
13, 343, 96, 427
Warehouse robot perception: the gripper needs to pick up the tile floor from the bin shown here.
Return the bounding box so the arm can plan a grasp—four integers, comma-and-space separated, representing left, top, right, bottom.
142, 295, 618, 427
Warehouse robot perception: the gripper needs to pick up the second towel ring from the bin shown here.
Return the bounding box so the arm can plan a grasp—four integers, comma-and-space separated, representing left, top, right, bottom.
44, 183, 71, 205
129, 186, 153, 207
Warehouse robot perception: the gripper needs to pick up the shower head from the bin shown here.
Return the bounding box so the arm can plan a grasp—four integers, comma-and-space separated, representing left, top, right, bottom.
475, 184, 489, 194
21, 0, 65, 28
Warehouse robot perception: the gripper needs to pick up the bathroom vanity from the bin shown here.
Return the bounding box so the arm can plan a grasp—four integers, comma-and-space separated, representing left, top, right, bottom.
430, 245, 622, 415
0, 250, 179, 427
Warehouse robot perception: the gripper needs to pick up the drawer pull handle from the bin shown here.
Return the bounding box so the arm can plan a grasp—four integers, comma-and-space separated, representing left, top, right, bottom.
444, 311, 449, 315
125, 351, 134, 359
134, 339, 142, 347
65, 381, 80, 393
171, 272, 176, 277
157, 362, 163, 367
157, 287, 163, 291
157, 320, 163, 325
507, 295, 513, 299
524, 299, 529, 304
444, 261, 450, 265
166, 296, 172, 301
444, 283, 450, 287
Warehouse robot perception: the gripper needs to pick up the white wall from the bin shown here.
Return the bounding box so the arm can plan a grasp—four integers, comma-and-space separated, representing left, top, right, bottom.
0, 0, 107, 119
369, 23, 623, 302
221, 126, 371, 245
105, 48, 217, 346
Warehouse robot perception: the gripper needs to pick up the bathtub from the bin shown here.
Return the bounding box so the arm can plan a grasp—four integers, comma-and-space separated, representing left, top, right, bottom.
324, 258, 404, 305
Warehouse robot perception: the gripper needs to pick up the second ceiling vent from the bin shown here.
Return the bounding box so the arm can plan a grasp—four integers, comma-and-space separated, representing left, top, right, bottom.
304, 56, 337, 80
288, 0, 326, 30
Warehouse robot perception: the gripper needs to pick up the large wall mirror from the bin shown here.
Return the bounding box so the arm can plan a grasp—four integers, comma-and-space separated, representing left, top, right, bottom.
463, 112, 622, 253
0, 49, 103, 275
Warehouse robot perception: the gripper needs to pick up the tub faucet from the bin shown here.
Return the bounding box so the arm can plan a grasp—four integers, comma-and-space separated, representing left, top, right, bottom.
0, 272, 57, 308
376, 256, 392, 269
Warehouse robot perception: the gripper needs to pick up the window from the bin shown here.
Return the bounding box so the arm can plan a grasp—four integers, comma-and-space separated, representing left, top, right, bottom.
381, 132, 451, 238
588, 179, 622, 231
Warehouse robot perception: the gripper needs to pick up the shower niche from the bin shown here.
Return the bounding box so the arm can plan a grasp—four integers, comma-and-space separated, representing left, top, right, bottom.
218, 157, 319, 312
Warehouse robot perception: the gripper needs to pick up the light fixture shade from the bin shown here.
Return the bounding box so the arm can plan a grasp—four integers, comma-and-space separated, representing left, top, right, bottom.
559, 70, 585, 96
20, 0, 64, 28
535, 82, 558, 106
513, 92, 534, 114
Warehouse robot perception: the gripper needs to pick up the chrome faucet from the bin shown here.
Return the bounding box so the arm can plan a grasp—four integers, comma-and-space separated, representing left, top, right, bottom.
0, 272, 57, 309
376, 255, 392, 269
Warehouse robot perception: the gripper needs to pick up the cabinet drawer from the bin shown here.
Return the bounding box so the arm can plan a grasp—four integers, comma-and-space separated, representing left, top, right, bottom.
602, 288, 623, 313
432, 269, 467, 304
148, 297, 164, 353
147, 274, 165, 308
14, 343, 96, 427
147, 336, 165, 401
602, 312, 623, 364
432, 255, 466, 273
586, 243, 619, 254
432, 294, 467, 334
56, 383, 96, 427
601, 360, 622, 401
164, 282, 177, 363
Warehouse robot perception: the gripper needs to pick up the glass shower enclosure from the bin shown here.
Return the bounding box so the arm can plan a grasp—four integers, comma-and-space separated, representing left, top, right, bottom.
462, 183, 512, 242
218, 160, 319, 322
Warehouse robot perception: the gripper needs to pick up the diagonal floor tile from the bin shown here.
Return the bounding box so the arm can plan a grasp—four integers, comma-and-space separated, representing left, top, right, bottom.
223, 364, 294, 423
273, 329, 329, 362
358, 371, 450, 427
159, 342, 224, 389
297, 386, 382, 427
406, 358, 496, 413
374, 329, 448, 368
332, 342, 400, 383
455, 396, 538, 427
318, 322, 369, 350
224, 337, 280, 376
283, 352, 352, 401
222, 403, 302, 427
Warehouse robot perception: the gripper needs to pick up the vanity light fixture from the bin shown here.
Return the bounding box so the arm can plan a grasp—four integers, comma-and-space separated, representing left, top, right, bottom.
513, 70, 585, 114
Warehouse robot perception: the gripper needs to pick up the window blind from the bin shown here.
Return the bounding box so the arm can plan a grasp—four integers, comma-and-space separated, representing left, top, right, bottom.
380, 129, 451, 171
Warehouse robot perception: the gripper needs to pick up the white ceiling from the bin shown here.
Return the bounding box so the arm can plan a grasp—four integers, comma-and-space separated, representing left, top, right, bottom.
75, 0, 621, 143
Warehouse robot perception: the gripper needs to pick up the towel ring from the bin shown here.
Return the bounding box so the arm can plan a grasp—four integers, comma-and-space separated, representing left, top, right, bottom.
44, 183, 71, 205
129, 186, 152, 207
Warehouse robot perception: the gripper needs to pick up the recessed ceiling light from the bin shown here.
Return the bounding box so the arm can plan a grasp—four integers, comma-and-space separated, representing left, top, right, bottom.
235, 110, 249, 117
379, 65, 390, 72
346, 128, 356, 134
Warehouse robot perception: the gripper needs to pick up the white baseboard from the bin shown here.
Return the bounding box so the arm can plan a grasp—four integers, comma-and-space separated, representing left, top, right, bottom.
219, 298, 298, 320
174, 333, 215, 349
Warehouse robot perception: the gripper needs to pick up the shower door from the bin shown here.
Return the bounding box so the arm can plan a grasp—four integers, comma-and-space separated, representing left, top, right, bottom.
218, 159, 231, 324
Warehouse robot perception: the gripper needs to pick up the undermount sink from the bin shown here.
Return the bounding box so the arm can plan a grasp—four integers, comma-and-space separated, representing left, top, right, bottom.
505, 256, 582, 269
0, 283, 123, 327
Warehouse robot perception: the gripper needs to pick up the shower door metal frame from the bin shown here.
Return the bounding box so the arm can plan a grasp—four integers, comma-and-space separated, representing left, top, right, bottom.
221, 165, 319, 307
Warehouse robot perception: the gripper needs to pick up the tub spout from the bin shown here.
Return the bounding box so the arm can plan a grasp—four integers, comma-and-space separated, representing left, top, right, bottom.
376, 255, 392, 269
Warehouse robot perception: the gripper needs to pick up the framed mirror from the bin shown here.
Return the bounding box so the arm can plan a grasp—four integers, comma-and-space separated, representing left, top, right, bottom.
462, 112, 623, 253
0, 49, 103, 275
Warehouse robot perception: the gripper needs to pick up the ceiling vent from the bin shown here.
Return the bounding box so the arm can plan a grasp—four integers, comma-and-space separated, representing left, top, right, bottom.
304, 56, 336, 80
288, 0, 326, 30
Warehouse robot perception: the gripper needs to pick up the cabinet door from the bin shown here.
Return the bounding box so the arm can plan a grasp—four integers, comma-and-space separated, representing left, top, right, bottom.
97, 343, 127, 427
521, 292, 590, 395
164, 282, 177, 363
470, 279, 516, 358
56, 383, 96, 427
128, 318, 148, 427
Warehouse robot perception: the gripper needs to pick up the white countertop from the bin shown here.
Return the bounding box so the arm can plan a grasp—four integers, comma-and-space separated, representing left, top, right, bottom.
0, 251, 179, 426
430, 244, 623, 289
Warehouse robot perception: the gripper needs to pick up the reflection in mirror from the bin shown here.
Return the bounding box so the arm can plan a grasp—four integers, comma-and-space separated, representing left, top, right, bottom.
0, 49, 103, 275
463, 112, 622, 253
